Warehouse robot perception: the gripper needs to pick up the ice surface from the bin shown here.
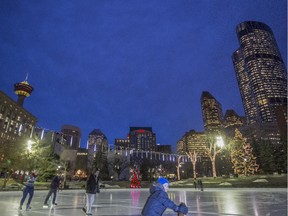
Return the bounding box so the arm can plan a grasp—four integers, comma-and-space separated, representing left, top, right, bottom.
0, 188, 286, 216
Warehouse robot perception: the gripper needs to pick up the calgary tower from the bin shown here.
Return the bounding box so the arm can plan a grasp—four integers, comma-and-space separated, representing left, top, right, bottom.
14, 75, 33, 107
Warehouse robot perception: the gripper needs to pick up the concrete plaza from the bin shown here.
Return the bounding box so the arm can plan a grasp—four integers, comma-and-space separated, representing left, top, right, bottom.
0, 188, 287, 216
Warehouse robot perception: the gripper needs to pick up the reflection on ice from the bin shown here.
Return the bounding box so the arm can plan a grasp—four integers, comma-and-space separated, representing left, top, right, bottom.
0, 188, 286, 216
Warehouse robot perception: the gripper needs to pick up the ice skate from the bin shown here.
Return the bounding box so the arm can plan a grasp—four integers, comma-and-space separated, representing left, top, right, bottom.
43, 203, 49, 208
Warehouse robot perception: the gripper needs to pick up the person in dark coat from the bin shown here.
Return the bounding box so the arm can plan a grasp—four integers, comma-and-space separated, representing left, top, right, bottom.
43, 174, 61, 207
82, 169, 100, 215
141, 177, 188, 216
198, 179, 203, 191
19, 173, 36, 210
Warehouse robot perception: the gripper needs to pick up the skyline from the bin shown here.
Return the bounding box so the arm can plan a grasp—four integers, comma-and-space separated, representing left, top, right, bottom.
0, 1, 287, 150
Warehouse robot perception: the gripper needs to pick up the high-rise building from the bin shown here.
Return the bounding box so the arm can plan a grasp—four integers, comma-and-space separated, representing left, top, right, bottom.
201, 91, 223, 132
223, 109, 245, 129
177, 130, 207, 156
87, 129, 108, 153
128, 127, 156, 151
61, 125, 82, 149
232, 21, 287, 125
114, 138, 130, 150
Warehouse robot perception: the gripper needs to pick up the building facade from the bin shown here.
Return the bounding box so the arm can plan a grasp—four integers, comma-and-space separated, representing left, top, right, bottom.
177, 130, 208, 156
0, 90, 37, 143
87, 129, 108, 153
201, 91, 223, 132
232, 21, 287, 125
114, 138, 130, 150
128, 127, 156, 151
156, 144, 172, 154
61, 125, 82, 149
223, 109, 245, 129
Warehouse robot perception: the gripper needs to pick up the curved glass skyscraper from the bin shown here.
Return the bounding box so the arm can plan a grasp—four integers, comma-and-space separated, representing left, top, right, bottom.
232, 21, 287, 124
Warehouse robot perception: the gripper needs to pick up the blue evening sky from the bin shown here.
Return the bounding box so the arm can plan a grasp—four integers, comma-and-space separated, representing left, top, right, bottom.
0, 0, 287, 151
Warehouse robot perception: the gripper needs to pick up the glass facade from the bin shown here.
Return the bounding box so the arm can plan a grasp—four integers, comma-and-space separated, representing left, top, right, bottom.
128, 127, 156, 151
201, 91, 223, 131
232, 21, 287, 124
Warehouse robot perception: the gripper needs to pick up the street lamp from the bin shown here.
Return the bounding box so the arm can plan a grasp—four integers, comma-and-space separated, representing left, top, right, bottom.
216, 136, 224, 148
27, 140, 34, 152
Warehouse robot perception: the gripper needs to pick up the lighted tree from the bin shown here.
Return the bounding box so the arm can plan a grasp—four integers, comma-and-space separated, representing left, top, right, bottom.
186, 151, 197, 179
204, 132, 225, 178
230, 129, 259, 176
0, 139, 23, 188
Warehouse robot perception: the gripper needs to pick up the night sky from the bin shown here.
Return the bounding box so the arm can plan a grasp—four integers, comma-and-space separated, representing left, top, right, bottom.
0, 1, 287, 151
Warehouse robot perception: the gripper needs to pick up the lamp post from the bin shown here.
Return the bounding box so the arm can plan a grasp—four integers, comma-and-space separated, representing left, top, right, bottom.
27, 140, 34, 152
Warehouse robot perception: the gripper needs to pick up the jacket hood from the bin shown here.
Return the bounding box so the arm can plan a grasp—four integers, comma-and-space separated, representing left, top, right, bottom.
149, 183, 165, 194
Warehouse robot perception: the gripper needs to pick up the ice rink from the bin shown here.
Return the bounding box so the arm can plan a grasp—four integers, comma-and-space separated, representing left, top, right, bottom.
0, 188, 287, 216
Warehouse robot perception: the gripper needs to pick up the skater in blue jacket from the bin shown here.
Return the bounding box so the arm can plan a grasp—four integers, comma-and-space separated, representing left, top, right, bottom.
141, 177, 188, 216
19, 172, 36, 211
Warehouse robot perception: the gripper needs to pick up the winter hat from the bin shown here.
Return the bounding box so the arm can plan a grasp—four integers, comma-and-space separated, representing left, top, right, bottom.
157, 177, 169, 185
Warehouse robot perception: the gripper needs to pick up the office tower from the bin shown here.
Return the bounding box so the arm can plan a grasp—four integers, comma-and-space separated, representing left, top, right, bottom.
114, 138, 130, 150
232, 21, 287, 125
87, 129, 108, 152
128, 127, 156, 151
14, 77, 33, 107
61, 125, 82, 149
223, 109, 245, 129
177, 130, 208, 156
201, 91, 223, 132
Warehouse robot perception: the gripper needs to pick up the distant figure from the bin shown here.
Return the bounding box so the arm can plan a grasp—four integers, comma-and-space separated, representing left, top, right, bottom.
198, 179, 203, 191
130, 165, 141, 188
43, 173, 61, 207
141, 177, 188, 216
19, 173, 36, 211
193, 179, 197, 190
58, 178, 63, 192
82, 169, 100, 216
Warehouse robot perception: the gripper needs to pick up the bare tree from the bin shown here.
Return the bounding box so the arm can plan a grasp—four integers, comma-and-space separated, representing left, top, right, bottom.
186, 151, 198, 179
204, 132, 225, 178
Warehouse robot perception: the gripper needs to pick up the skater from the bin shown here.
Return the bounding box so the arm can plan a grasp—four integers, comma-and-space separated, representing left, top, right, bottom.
198, 179, 203, 191
193, 179, 197, 190
43, 173, 61, 207
19, 172, 36, 210
141, 177, 188, 216
82, 168, 100, 215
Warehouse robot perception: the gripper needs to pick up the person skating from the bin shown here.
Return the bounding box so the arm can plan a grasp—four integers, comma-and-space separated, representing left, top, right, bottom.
43, 173, 61, 208
82, 169, 100, 215
19, 172, 36, 211
198, 179, 203, 191
141, 177, 188, 216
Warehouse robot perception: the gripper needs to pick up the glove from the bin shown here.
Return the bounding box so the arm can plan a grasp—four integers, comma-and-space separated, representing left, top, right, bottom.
178, 203, 188, 214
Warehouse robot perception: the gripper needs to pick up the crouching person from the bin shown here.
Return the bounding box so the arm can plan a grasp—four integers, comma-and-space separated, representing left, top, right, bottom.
141, 177, 188, 216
